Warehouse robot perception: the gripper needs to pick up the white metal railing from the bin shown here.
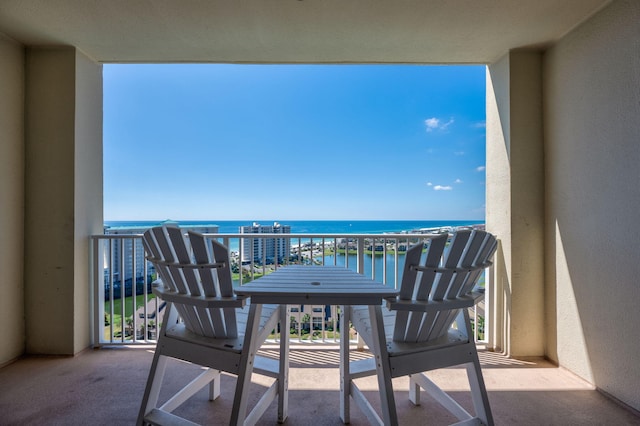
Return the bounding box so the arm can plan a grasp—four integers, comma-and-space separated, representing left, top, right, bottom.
90, 232, 491, 347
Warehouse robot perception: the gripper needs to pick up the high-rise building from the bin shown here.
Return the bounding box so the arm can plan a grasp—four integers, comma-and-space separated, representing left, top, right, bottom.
103, 221, 219, 289
240, 222, 291, 264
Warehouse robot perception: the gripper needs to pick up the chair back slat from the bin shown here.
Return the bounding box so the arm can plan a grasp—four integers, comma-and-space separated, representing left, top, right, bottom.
208, 239, 238, 336
429, 231, 490, 339
144, 228, 197, 333
166, 227, 202, 297
189, 232, 237, 337
209, 238, 235, 297
428, 231, 481, 338
445, 230, 485, 299
393, 243, 425, 341
188, 231, 219, 297
142, 226, 239, 339
152, 227, 187, 294
141, 229, 165, 284
187, 233, 229, 337
414, 234, 448, 300
459, 234, 497, 296
398, 243, 424, 299
431, 231, 471, 301
395, 235, 448, 342
391, 230, 496, 344
143, 228, 175, 292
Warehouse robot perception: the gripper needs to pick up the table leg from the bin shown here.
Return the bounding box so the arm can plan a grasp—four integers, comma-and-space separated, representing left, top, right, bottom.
340, 305, 351, 423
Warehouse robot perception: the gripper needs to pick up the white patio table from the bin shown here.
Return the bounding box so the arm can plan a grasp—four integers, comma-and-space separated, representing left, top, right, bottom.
234, 265, 399, 425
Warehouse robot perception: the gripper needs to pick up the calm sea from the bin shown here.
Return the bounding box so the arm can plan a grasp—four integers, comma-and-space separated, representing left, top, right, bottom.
104, 220, 484, 285
105, 220, 484, 285
104, 219, 484, 234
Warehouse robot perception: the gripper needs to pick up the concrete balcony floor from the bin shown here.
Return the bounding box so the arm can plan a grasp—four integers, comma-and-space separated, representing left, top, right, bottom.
0, 345, 638, 425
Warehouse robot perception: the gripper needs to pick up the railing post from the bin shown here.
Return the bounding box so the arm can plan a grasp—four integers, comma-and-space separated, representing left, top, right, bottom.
356, 237, 365, 275
91, 237, 105, 347
91, 231, 491, 347
487, 240, 501, 352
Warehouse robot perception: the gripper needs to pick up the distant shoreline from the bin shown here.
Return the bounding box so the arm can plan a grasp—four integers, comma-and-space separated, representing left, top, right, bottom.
104, 219, 485, 235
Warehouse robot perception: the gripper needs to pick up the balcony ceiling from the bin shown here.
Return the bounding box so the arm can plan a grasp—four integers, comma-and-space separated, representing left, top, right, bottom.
0, 0, 611, 64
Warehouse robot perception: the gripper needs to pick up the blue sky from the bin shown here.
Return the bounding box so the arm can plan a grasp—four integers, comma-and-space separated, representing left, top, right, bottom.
103, 64, 486, 221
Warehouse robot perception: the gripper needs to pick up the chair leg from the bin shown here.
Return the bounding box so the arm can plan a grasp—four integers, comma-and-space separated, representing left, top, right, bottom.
137, 353, 169, 425
278, 305, 290, 423
408, 375, 421, 406
137, 304, 178, 425
466, 359, 493, 426
369, 305, 398, 426
462, 310, 493, 425
209, 370, 221, 401
231, 303, 263, 426
160, 368, 221, 413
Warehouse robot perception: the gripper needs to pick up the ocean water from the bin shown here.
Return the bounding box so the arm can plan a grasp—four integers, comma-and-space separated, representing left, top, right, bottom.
105, 219, 485, 286
104, 219, 484, 234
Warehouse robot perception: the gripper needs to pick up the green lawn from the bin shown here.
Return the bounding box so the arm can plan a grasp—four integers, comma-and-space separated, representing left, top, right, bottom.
104, 294, 156, 339
105, 294, 155, 318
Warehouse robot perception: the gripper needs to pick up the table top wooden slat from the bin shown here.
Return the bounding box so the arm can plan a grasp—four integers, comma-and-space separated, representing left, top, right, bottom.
234, 265, 398, 305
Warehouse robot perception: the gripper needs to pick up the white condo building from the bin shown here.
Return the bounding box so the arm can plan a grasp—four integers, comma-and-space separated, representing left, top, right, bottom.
240, 222, 291, 264
104, 222, 219, 286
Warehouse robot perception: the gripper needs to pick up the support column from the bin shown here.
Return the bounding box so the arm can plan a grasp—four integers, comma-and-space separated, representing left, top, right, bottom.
486, 50, 545, 357
0, 35, 25, 366
24, 47, 103, 355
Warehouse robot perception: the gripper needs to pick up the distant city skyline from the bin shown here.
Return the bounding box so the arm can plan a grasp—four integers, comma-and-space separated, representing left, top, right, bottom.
103, 64, 486, 221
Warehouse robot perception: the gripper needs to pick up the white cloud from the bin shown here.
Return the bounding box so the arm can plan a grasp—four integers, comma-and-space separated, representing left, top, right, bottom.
455, 179, 463, 184
424, 117, 454, 132
440, 118, 454, 130
476, 166, 486, 172
425, 117, 440, 132
433, 185, 453, 191
473, 121, 486, 129
426, 182, 433, 186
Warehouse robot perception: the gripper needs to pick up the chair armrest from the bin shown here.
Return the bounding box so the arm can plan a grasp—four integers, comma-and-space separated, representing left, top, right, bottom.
146, 256, 226, 270
409, 260, 492, 274
385, 291, 484, 313
152, 285, 247, 309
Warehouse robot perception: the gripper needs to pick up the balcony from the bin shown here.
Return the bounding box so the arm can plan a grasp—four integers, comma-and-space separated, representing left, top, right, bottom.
90, 230, 489, 346
50, 230, 640, 424
2, 0, 640, 421
1, 344, 638, 425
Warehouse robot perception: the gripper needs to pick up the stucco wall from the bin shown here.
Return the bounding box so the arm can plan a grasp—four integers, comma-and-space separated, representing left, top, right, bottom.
25, 48, 76, 354
486, 56, 511, 353
544, 0, 640, 409
73, 52, 103, 353
487, 51, 545, 357
0, 34, 25, 366
24, 48, 103, 355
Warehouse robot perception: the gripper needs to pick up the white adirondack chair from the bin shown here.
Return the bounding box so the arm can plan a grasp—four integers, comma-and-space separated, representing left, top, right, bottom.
342, 230, 497, 426
137, 226, 288, 426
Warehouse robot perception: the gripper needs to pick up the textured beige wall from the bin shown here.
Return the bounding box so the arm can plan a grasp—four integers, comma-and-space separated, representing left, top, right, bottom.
544, 0, 640, 410
0, 35, 25, 365
73, 52, 103, 353
486, 57, 511, 353
24, 47, 102, 355
486, 51, 545, 357
25, 48, 76, 354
